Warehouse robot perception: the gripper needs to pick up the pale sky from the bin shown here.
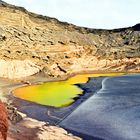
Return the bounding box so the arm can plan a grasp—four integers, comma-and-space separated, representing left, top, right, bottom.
4, 0, 140, 29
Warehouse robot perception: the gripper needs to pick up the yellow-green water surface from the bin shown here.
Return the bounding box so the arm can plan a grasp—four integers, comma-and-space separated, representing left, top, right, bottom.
13, 73, 124, 107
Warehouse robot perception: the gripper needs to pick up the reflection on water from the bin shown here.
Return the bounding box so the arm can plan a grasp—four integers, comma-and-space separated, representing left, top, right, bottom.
13, 73, 124, 107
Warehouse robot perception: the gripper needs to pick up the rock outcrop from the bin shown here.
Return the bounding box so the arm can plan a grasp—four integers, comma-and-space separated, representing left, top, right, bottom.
0, 2, 140, 78
0, 60, 41, 79
0, 102, 8, 140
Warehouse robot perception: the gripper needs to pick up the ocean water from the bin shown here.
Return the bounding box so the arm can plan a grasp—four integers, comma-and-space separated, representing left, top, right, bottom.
60, 74, 140, 140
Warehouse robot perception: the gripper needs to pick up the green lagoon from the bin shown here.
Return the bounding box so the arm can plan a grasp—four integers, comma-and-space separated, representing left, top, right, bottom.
13, 73, 124, 107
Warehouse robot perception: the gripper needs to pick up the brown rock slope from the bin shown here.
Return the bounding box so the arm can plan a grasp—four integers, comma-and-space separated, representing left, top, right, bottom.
0, 1, 140, 78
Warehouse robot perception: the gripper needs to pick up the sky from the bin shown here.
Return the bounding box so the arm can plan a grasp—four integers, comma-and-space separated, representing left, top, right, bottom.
4, 0, 140, 29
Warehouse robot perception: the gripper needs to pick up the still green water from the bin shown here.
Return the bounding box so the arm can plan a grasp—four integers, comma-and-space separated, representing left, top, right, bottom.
13, 73, 124, 107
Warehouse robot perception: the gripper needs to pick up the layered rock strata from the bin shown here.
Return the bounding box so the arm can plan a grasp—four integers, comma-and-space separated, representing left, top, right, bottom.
0, 2, 140, 78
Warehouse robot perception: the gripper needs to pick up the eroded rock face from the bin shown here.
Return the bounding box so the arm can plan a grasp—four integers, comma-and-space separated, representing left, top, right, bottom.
0, 2, 140, 78
0, 60, 41, 79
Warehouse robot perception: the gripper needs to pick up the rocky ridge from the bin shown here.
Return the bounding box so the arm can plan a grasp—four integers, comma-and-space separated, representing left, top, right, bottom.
0, 2, 140, 78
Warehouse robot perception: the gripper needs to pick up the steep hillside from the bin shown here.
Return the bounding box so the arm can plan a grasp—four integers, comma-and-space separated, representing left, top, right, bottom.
0, 1, 140, 78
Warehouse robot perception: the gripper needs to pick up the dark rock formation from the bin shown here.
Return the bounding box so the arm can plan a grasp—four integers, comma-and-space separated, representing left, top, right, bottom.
7, 105, 22, 124
132, 23, 140, 31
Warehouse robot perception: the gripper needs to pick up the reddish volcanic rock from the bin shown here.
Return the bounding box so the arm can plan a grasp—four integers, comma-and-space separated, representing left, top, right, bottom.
0, 101, 8, 140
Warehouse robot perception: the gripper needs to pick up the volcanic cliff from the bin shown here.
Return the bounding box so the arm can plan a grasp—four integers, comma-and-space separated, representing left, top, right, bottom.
1, 1, 140, 140
0, 1, 140, 79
